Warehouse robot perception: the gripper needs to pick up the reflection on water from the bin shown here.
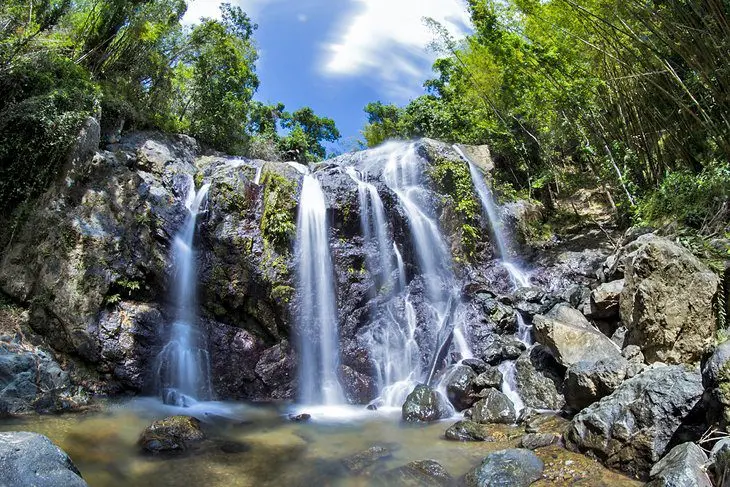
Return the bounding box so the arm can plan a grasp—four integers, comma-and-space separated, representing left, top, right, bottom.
0, 399, 641, 487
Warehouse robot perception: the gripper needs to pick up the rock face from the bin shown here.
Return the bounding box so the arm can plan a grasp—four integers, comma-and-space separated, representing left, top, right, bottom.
565, 365, 704, 477
470, 389, 516, 424
533, 304, 621, 368
402, 384, 452, 423
464, 448, 544, 487
620, 234, 719, 364
0, 431, 88, 487
563, 356, 628, 412
646, 443, 712, 487
138, 415, 205, 453
0, 336, 74, 415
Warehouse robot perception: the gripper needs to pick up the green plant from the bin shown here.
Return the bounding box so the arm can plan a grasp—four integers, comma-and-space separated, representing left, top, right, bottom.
260, 171, 297, 252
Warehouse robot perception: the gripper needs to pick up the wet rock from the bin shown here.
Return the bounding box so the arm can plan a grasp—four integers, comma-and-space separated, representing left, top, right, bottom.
473, 366, 503, 390
701, 341, 730, 429
620, 234, 719, 364
462, 358, 488, 374
470, 388, 516, 424
0, 431, 88, 487
565, 365, 704, 477
0, 336, 74, 415
534, 303, 622, 368
520, 433, 560, 450
402, 384, 452, 423
464, 448, 544, 487
514, 346, 565, 411
587, 279, 623, 319
253, 341, 296, 400
445, 365, 477, 411
138, 416, 205, 453
474, 335, 526, 365
646, 443, 712, 487
445, 420, 493, 442
563, 356, 628, 412
342, 445, 393, 474
373, 459, 453, 486
339, 364, 377, 405
289, 413, 311, 422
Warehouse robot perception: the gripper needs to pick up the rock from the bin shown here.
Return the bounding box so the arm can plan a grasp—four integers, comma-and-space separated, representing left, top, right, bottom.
462, 358, 488, 374
464, 448, 544, 487
514, 346, 565, 411
565, 365, 704, 477
445, 365, 477, 411
402, 384, 452, 423
701, 341, 730, 429
0, 337, 74, 414
473, 366, 503, 390
611, 326, 628, 348
470, 388, 516, 424
289, 413, 311, 422
138, 416, 205, 453
474, 335, 526, 365
702, 341, 730, 388
342, 445, 393, 474
0, 432, 88, 487
587, 279, 623, 319
646, 443, 712, 487
338, 364, 377, 404
712, 440, 730, 487
373, 459, 453, 486
520, 433, 560, 450
563, 356, 628, 412
444, 420, 493, 442
534, 303, 622, 368
620, 234, 719, 364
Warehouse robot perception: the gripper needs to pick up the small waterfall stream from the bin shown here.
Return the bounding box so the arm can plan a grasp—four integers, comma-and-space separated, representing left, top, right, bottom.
155, 178, 212, 406
295, 173, 345, 406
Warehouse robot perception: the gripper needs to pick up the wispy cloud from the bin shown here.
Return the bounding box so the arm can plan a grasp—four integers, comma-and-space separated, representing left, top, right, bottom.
321, 0, 471, 101
182, 0, 277, 24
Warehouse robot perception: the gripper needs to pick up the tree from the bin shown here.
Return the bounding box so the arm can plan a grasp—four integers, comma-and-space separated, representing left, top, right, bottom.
280, 107, 340, 161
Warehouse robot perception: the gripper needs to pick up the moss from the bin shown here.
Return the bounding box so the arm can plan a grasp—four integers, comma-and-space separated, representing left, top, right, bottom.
194, 171, 205, 189
260, 170, 297, 252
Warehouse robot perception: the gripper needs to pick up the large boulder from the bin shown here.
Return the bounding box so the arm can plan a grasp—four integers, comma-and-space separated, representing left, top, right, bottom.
0, 336, 74, 415
514, 346, 565, 411
646, 442, 712, 487
565, 365, 704, 477
701, 341, 730, 429
0, 431, 88, 487
620, 234, 719, 364
445, 365, 477, 411
587, 279, 623, 319
464, 448, 544, 487
533, 303, 621, 367
563, 356, 628, 412
402, 384, 452, 423
138, 415, 206, 453
470, 388, 516, 424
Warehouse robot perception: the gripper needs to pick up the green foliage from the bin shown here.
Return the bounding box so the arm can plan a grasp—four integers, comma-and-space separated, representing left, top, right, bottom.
260, 171, 297, 252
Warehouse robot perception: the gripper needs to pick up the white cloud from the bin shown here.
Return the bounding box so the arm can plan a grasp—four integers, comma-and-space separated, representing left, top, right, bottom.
321, 0, 471, 100
297, 13, 309, 23
182, 0, 276, 24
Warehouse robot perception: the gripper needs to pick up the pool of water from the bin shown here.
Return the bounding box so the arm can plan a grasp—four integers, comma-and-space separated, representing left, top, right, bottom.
0, 399, 642, 486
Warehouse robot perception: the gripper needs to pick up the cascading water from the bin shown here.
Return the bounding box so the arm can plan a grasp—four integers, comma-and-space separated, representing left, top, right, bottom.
155, 178, 212, 406
499, 313, 534, 415
454, 145, 530, 288
295, 173, 345, 406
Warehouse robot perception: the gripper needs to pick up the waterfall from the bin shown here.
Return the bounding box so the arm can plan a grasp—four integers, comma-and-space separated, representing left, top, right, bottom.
295, 173, 345, 405
454, 145, 530, 288
155, 178, 212, 406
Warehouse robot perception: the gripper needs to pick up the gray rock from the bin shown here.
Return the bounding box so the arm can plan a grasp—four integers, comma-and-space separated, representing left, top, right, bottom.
464, 448, 544, 487
646, 443, 712, 487
534, 303, 622, 367
373, 459, 453, 486
342, 445, 393, 474
702, 341, 730, 388
462, 358, 488, 374
402, 384, 452, 423
621, 234, 719, 364
0, 431, 88, 487
563, 356, 628, 412
587, 279, 623, 319
445, 365, 477, 411
611, 326, 628, 348
514, 347, 565, 411
473, 367, 503, 390
444, 420, 493, 442
520, 433, 560, 450
470, 388, 516, 424
565, 365, 704, 476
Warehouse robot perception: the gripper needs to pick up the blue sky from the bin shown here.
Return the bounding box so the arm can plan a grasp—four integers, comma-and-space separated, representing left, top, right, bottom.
183, 0, 471, 152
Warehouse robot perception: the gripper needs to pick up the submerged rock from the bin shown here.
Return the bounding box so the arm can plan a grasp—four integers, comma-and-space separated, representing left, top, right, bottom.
373, 459, 453, 486
470, 388, 516, 424
565, 365, 704, 477
402, 384, 452, 423
444, 420, 493, 442
0, 431, 88, 487
620, 234, 719, 364
646, 442, 711, 487
342, 445, 393, 474
464, 448, 544, 487
138, 416, 205, 453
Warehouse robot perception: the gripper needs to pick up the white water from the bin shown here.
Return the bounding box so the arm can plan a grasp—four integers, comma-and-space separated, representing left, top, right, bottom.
295, 173, 345, 405
254, 164, 263, 185
156, 179, 212, 405
454, 145, 531, 289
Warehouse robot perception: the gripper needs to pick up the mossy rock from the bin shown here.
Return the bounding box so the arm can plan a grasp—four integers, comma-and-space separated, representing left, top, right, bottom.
138, 415, 205, 453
